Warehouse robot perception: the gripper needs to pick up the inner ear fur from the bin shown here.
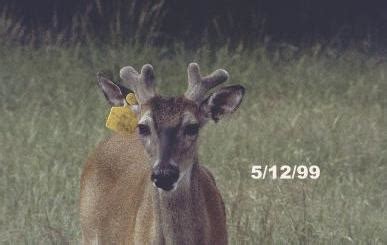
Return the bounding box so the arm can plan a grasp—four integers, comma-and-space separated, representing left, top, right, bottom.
97, 73, 126, 106
200, 85, 245, 122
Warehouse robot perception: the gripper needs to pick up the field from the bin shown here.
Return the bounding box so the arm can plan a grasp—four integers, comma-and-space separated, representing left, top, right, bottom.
0, 41, 386, 244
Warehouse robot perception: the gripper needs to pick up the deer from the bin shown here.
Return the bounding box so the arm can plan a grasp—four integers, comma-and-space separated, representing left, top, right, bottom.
80, 63, 245, 245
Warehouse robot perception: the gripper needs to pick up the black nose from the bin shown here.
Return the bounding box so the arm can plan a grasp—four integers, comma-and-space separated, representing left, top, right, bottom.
151, 165, 179, 191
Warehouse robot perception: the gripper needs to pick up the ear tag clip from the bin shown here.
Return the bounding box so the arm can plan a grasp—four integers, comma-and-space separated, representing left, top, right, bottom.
106, 93, 138, 133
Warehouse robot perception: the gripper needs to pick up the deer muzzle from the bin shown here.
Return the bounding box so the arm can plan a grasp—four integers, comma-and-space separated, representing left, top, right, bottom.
151, 164, 179, 191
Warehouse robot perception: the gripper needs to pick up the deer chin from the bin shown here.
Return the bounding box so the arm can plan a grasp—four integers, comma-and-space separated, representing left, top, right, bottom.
154, 183, 175, 192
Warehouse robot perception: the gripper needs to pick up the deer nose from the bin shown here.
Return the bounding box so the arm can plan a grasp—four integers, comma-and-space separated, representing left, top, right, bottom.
151, 165, 179, 191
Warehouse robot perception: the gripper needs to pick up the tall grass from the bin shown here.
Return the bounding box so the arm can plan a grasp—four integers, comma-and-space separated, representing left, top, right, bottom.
0, 13, 386, 243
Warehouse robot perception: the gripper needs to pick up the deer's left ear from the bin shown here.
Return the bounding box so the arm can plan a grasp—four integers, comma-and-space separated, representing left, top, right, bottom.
199, 85, 245, 123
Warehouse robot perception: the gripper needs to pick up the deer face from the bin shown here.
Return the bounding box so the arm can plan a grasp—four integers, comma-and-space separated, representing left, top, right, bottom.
98, 63, 245, 191
137, 96, 199, 191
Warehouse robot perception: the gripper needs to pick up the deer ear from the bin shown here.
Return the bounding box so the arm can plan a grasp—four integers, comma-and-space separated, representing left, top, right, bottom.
97, 74, 125, 106
199, 85, 245, 123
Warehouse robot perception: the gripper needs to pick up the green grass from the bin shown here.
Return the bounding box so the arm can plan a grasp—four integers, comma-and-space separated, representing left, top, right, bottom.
0, 42, 386, 244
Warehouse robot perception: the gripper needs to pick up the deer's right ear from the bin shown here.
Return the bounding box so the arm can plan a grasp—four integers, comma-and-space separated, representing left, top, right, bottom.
97, 74, 125, 106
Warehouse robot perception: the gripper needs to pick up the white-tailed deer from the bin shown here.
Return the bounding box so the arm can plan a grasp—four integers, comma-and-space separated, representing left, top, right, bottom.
80, 63, 245, 245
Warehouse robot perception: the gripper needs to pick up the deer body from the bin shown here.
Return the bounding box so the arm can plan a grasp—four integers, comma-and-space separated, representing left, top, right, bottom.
80, 133, 227, 244
80, 63, 245, 244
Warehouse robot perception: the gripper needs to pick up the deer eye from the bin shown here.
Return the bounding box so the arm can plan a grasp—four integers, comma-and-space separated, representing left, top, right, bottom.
137, 124, 151, 136
184, 124, 199, 136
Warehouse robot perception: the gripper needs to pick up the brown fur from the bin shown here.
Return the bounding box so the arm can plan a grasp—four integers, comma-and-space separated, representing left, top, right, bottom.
144, 96, 198, 126
80, 132, 227, 244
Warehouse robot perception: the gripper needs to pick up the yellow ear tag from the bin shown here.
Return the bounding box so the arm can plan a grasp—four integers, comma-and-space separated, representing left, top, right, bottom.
105, 93, 138, 133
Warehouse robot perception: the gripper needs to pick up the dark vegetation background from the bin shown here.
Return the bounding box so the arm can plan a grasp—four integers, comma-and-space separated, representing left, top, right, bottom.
2, 0, 387, 49
0, 0, 386, 244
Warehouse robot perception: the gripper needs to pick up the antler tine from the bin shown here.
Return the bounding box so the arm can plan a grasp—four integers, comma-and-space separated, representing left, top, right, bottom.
184, 63, 229, 103
119, 64, 156, 104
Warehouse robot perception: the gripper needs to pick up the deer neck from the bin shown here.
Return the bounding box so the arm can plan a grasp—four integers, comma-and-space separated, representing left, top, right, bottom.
152, 160, 209, 245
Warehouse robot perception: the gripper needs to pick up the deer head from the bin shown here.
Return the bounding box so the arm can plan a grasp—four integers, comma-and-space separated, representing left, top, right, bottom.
98, 63, 245, 191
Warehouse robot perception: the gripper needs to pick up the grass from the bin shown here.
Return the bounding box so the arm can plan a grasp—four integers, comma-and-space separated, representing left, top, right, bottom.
0, 41, 386, 244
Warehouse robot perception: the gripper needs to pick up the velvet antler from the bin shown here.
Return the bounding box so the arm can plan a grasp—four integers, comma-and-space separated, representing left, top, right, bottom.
119, 64, 156, 104
184, 63, 229, 103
